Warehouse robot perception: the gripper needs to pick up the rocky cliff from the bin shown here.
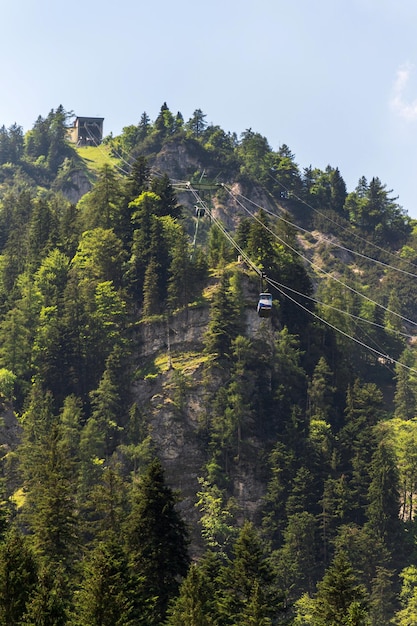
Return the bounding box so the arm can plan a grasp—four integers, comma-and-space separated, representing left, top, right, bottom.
132, 278, 275, 549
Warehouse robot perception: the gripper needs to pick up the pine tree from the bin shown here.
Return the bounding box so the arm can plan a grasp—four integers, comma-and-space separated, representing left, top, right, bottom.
87, 464, 128, 541
339, 379, 384, 525
186, 109, 207, 138
274, 511, 317, 600
18, 387, 79, 568
73, 540, 134, 626
246, 209, 276, 273
7, 123, 24, 163
118, 156, 150, 247
0, 529, 38, 626
165, 563, 216, 626
261, 441, 296, 546
394, 348, 417, 420
216, 521, 284, 624
80, 163, 123, 230
204, 271, 243, 365
312, 549, 368, 625
27, 198, 58, 268
142, 257, 162, 316
167, 228, 192, 311
308, 356, 336, 422
365, 440, 403, 559
124, 457, 190, 624
150, 173, 181, 219
88, 364, 122, 460
124, 156, 150, 202
20, 564, 68, 626
368, 566, 396, 626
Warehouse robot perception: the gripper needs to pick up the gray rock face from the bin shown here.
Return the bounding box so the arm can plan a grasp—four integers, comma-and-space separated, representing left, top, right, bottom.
132, 297, 274, 551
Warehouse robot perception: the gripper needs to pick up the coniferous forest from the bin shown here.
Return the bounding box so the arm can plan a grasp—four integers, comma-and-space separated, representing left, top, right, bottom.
0, 103, 417, 623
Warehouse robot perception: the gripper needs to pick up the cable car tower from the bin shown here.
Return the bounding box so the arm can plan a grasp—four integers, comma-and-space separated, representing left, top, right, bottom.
186, 171, 221, 212
183, 172, 221, 259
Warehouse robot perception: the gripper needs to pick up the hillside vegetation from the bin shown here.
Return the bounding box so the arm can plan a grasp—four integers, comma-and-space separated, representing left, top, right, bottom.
0, 103, 416, 623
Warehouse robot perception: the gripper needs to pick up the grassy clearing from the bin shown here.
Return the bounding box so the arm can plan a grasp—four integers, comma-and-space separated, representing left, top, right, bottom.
76, 145, 121, 173
156, 351, 209, 374
136, 350, 209, 381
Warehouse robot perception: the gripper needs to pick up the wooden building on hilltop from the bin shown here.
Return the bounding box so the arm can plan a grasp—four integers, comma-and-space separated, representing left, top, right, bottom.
68, 116, 104, 146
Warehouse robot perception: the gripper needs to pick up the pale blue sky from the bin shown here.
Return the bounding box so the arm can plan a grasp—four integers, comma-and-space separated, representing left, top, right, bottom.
2, 1, 417, 217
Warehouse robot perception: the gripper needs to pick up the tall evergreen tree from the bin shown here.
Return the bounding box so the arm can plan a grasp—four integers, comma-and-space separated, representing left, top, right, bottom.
216, 521, 284, 625
18, 387, 79, 569
312, 549, 368, 625
365, 439, 403, 559
79, 164, 123, 230
124, 457, 190, 624
20, 564, 68, 626
73, 540, 134, 626
339, 379, 384, 525
150, 173, 181, 219
204, 271, 244, 366
0, 529, 38, 626
165, 563, 216, 626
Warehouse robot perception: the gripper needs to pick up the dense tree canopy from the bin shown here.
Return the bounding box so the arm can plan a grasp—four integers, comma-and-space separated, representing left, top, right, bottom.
0, 102, 414, 624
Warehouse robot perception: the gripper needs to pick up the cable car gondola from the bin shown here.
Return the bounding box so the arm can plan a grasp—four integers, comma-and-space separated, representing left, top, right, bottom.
195, 204, 206, 218
257, 292, 272, 318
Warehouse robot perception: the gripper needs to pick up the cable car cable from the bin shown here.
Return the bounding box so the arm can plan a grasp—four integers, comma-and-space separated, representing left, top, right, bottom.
225, 186, 417, 280
187, 186, 416, 373
266, 169, 417, 273
266, 277, 415, 340
222, 184, 417, 329
83, 124, 131, 176
267, 278, 417, 375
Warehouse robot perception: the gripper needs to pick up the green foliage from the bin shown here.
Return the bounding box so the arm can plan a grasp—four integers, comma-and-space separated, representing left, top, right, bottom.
204, 270, 244, 364
216, 521, 285, 624
78, 163, 123, 230
72, 227, 126, 287
196, 476, 238, 552
338, 380, 384, 525
25, 106, 77, 177
124, 457, 190, 624
73, 541, 134, 626
18, 387, 79, 567
312, 549, 369, 625
237, 129, 271, 180
165, 563, 216, 626
273, 511, 317, 601
366, 440, 402, 556
344, 176, 410, 244
0, 368, 16, 402
0, 101, 416, 624
21, 564, 69, 626
0, 529, 38, 626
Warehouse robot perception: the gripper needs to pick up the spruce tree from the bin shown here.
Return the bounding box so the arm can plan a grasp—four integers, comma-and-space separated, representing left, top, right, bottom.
18, 387, 79, 569
165, 563, 216, 626
124, 156, 150, 202
150, 173, 181, 219
204, 271, 243, 365
339, 379, 384, 525
312, 549, 368, 625
73, 540, 134, 626
216, 521, 285, 624
0, 529, 38, 626
124, 457, 190, 624
20, 564, 68, 626
365, 440, 403, 560
80, 163, 123, 230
